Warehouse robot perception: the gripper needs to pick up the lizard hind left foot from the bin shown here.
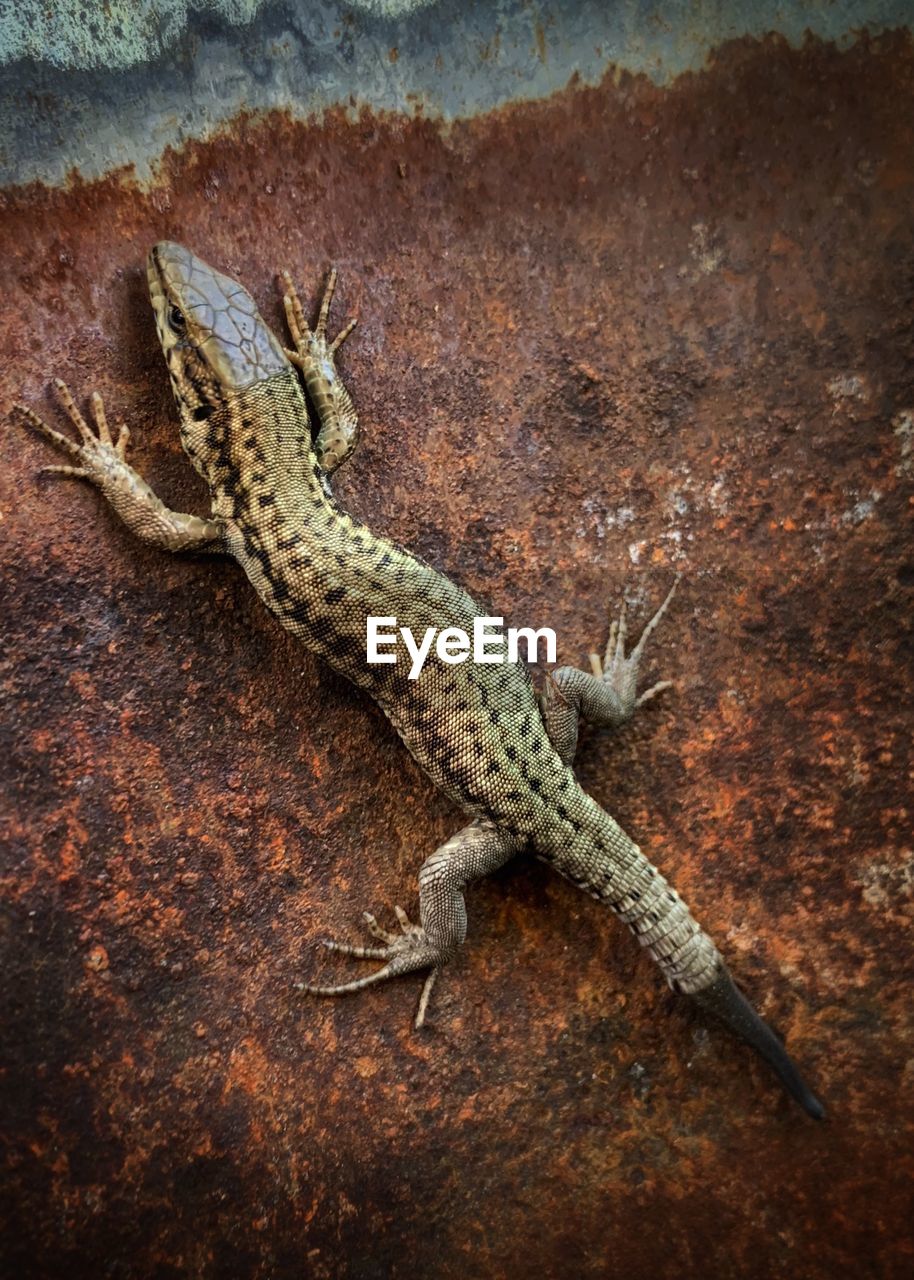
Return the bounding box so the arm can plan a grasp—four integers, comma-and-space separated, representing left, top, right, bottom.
296, 906, 445, 1028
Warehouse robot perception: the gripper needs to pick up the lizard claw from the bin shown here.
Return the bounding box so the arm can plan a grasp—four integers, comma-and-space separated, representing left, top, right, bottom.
296, 906, 445, 1028
278, 264, 360, 476
587, 576, 680, 720
309, 904, 427, 963
14, 382, 132, 481
279, 266, 357, 365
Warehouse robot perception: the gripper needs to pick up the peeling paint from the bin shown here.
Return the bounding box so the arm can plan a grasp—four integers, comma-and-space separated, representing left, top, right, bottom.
0, 1, 912, 186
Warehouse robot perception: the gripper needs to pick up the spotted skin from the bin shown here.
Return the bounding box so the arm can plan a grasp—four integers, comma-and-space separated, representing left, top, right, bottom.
13, 243, 824, 1118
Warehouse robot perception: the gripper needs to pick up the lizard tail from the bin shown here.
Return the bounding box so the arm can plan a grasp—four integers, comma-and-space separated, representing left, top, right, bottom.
690, 966, 825, 1119
537, 788, 824, 1117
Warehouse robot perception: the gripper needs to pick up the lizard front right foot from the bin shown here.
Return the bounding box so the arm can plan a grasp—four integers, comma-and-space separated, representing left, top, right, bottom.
296, 906, 447, 1028
279, 265, 359, 474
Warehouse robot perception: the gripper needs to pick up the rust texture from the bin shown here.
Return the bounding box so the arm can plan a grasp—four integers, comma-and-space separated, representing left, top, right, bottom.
1, 31, 913, 1280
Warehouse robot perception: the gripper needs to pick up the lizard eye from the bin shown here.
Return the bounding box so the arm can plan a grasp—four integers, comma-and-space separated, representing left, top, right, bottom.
169, 305, 187, 333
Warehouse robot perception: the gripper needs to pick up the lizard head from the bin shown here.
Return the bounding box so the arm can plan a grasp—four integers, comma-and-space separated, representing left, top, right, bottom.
147, 241, 289, 479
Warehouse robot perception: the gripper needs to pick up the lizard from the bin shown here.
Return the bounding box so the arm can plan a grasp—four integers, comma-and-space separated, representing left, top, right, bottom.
14, 242, 824, 1119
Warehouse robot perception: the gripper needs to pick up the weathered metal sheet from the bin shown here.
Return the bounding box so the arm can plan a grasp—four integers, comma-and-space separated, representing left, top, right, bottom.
1, 0, 912, 185
1, 8, 913, 1280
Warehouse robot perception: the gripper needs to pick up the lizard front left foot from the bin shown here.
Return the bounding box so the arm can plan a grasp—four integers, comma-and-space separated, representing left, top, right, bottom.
13, 381, 224, 553
296, 906, 447, 1029
14, 379, 132, 484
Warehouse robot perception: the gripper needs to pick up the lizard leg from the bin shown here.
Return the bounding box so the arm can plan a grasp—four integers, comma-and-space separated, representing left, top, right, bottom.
13, 382, 225, 553
298, 820, 522, 1028
279, 266, 359, 476
540, 577, 680, 764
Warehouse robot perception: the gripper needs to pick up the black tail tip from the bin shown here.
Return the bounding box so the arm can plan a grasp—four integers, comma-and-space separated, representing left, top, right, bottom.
692, 968, 825, 1120
798, 1089, 826, 1122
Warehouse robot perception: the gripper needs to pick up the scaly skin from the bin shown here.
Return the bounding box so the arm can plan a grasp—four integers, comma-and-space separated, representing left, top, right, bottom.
14, 242, 824, 1118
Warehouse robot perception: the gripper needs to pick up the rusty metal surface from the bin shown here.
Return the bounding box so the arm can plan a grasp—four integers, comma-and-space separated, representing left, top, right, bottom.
2, 0, 912, 188
1, 27, 913, 1280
